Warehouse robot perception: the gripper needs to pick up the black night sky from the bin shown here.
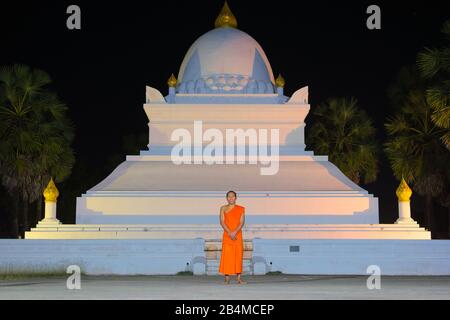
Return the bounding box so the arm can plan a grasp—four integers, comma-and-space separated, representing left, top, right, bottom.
0, 1, 448, 229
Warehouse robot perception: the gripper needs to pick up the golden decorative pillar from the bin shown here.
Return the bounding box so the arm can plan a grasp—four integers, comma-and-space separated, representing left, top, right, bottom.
167, 73, 177, 101
167, 73, 177, 87
275, 74, 285, 95
275, 74, 285, 88
395, 178, 416, 224
40, 178, 61, 225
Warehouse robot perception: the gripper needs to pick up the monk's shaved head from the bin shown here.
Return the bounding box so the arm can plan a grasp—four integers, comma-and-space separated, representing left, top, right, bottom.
226, 190, 237, 198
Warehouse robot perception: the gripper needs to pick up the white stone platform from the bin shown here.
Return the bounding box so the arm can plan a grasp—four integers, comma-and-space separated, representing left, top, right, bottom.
15, 223, 448, 276
25, 223, 431, 240
2, 238, 450, 276
0, 239, 205, 275
253, 239, 450, 275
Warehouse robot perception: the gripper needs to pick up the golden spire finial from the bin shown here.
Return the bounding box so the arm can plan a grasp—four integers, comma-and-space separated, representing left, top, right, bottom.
214, 1, 238, 29
396, 177, 412, 202
43, 178, 59, 203
167, 73, 177, 87
275, 74, 285, 87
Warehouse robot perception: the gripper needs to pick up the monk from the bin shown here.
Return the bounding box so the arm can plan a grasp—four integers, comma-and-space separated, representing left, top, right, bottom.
218, 190, 247, 284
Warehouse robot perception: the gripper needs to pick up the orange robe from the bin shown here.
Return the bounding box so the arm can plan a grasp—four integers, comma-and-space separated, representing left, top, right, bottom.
219, 204, 244, 275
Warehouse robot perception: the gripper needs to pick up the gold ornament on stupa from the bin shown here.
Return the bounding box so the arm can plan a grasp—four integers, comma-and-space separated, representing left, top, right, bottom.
214, 1, 238, 29
167, 73, 177, 87
43, 178, 59, 203
275, 74, 285, 88
396, 178, 412, 202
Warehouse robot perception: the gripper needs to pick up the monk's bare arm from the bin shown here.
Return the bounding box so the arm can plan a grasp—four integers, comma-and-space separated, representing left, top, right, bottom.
234, 208, 245, 233
220, 206, 232, 234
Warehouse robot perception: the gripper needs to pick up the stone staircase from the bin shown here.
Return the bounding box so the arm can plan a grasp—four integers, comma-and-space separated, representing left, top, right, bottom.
204, 239, 253, 275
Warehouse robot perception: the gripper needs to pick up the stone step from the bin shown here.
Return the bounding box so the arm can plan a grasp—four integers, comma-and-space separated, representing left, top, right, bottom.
25, 230, 431, 240
206, 260, 253, 275
205, 236, 253, 276
206, 269, 252, 276
207, 267, 252, 273
206, 259, 252, 266
204, 239, 253, 262
31, 223, 425, 231
205, 251, 253, 260
205, 241, 253, 251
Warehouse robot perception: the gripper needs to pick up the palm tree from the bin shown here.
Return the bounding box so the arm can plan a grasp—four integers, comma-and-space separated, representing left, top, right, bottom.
384, 88, 449, 231
306, 97, 379, 185
417, 19, 450, 149
0, 64, 75, 238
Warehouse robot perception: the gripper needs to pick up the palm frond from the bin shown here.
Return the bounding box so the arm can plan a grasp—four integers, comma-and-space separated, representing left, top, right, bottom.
417, 48, 442, 79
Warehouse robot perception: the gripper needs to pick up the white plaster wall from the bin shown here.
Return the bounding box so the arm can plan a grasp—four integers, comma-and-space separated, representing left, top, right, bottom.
0, 239, 206, 275
2, 239, 449, 275
144, 104, 309, 148
252, 239, 450, 275
76, 193, 379, 224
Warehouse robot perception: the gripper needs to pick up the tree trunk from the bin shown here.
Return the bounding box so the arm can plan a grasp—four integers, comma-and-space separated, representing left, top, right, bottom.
425, 194, 433, 236
21, 199, 29, 238
36, 195, 43, 224
448, 206, 450, 239
9, 192, 20, 239
17, 196, 29, 239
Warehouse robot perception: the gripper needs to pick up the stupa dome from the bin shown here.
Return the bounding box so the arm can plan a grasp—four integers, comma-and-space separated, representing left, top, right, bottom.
176, 4, 275, 94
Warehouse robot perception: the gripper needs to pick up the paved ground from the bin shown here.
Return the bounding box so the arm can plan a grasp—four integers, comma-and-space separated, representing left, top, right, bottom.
1, 275, 449, 300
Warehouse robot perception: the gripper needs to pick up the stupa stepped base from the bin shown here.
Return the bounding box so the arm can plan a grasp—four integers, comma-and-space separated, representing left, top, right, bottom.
25, 223, 431, 240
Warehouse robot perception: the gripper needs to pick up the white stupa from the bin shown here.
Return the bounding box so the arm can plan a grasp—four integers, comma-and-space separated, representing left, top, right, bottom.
76, 5, 381, 227
15, 3, 450, 276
